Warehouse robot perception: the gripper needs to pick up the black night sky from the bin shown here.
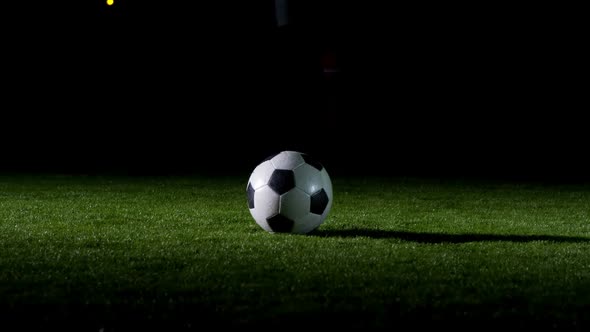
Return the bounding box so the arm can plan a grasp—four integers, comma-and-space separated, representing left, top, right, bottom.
2, 1, 586, 180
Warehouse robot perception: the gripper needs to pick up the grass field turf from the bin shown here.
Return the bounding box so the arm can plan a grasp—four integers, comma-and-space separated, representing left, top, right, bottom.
1, 174, 589, 330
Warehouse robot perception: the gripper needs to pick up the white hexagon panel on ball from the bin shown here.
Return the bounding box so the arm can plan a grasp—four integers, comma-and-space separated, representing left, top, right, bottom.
246, 151, 333, 234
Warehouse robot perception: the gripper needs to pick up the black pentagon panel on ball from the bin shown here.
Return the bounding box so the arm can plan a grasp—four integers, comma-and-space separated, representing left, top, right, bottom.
301, 153, 324, 171
247, 182, 255, 209
266, 214, 295, 233
310, 188, 329, 215
268, 169, 295, 195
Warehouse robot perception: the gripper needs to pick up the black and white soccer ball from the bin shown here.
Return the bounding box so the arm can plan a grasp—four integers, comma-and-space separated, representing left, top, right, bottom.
246, 151, 333, 234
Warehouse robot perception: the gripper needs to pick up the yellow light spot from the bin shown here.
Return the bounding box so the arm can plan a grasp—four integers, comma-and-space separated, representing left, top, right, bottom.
107, 0, 114, 6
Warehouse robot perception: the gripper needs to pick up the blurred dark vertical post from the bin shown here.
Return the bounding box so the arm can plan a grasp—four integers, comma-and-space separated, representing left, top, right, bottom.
274, 0, 289, 27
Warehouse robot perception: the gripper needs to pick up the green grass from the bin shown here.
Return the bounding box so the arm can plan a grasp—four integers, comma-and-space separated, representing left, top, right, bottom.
1, 174, 590, 330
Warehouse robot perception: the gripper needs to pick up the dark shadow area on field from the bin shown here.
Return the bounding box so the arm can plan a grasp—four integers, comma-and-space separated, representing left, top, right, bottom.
310, 229, 590, 244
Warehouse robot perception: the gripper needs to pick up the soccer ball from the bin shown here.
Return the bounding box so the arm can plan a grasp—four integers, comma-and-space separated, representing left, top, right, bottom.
246, 151, 333, 234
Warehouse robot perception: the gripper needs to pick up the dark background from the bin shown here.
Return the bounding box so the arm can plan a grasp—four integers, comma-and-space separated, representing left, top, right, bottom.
2, 1, 586, 180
